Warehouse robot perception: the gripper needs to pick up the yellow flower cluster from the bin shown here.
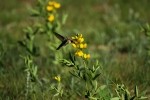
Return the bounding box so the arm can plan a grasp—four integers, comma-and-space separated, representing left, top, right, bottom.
48, 14, 55, 22
54, 76, 61, 82
75, 50, 90, 59
72, 34, 90, 59
46, 1, 61, 22
47, 1, 61, 11
72, 34, 87, 49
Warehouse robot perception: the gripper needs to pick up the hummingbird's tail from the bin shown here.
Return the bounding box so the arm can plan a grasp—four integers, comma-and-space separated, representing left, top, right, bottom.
56, 39, 68, 50
51, 26, 68, 50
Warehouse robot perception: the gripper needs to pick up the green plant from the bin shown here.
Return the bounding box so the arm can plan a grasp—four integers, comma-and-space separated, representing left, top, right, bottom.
112, 84, 148, 100
142, 24, 150, 64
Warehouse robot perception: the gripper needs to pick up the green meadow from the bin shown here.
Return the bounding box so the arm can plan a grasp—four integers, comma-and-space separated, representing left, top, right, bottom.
0, 0, 150, 99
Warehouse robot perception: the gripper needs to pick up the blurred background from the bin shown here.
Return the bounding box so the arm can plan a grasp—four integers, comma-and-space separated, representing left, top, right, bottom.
0, 0, 150, 99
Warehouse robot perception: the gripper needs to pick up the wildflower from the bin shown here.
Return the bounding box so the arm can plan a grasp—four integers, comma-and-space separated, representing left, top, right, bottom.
72, 43, 77, 48
79, 43, 87, 49
48, 14, 55, 22
54, 2, 61, 9
54, 76, 61, 82
79, 44, 84, 48
48, 1, 61, 9
83, 54, 90, 59
78, 37, 84, 43
47, 6, 54, 11
71, 34, 86, 49
83, 43, 87, 48
79, 34, 82, 38
75, 50, 84, 57
71, 34, 90, 59
48, 1, 55, 5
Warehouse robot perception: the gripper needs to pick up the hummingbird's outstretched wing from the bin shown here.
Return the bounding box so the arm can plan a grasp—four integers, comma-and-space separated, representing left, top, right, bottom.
53, 32, 65, 41
56, 39, 68, 50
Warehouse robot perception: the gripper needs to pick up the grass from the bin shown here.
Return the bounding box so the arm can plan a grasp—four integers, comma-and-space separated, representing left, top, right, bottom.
0, 0, 150, 99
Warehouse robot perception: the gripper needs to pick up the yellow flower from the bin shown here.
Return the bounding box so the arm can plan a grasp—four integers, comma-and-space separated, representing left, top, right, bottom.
83, 43, 87, 48
83, 54, 90, 59
46, 6, 54, 11
78, 37, 84, 43
79, 43, 87, 48
72, 43, 77, 48
79, 43, 84, 48
48, 1, 55, 5
48, 1, 61, 9
75, 50, 84, 57
48, 14, 55, 22
71, 34, 87, 49
54, 2, 61, 8
54, 76, 61, 82
78, 34, 82, 38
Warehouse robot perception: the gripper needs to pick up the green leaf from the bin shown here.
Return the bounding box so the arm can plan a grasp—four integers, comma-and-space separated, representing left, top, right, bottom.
92, 73, 101, 80
33, 66, 37, 75
95, 60, 99, 67
110, 97, 120, 100
146, 23, 150, 29
93, 81, 97, 91
134, 85, 138, 97
30, 9, 40, 16
83, 74, 87, 81
47, 22, 53, 29
62, 13, 68, 25
69, 53, 75, 65
95, 66, 100, 72
89, 96, 98, 100
60, 59, 74, 67
100, 85, 106, 90
48, 45, 55, 51
130, 96, 136, 100
54, 93, 59, 97
85, 91, 90, 98
33, 27, 39, 35
18, 41, 26, 47
26, 33, 32, 40
32, 46, 40, 56
138, 96, 148, 99
37, 0, 44, 5
69, 71, 78, 78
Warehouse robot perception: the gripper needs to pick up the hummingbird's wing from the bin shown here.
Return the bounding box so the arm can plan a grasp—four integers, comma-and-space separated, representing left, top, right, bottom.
53, 32, 65, 41
56, 39, 68, 50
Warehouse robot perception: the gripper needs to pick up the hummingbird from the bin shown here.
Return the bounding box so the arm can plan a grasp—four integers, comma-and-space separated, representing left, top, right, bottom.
53, 32, 75, 50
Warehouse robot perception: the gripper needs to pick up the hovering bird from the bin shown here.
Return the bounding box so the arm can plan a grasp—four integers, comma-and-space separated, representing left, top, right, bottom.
53, 32, 75, 50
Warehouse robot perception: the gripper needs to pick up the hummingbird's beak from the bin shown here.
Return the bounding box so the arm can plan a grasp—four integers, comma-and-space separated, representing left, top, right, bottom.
70, 39, 77, 44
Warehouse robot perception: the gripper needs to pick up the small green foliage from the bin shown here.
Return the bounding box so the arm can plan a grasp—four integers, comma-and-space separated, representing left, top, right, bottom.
114, 84, 147, 100
60, 54, 106, 99
141, 23, 150, 65
22, 55, 39, 99
60, 59, 75, 67
19, 26, 40, 56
